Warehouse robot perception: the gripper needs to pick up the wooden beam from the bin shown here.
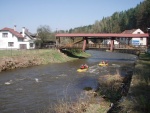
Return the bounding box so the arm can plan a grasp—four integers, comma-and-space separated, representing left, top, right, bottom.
110, 38, 114, 51
82, 37, 87, 51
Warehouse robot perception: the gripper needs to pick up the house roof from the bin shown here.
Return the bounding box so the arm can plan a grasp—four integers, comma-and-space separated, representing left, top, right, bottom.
24, 30, 34, 39
25, 29, 33, 35
121, 29, 137, 34
55, 33, 149, 38
0, 27, 24, 38
21, 29, 37, 39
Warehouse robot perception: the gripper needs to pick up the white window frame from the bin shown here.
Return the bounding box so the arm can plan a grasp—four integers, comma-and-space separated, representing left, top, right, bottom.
2, 33, 8, 38
8, 42, 14, 47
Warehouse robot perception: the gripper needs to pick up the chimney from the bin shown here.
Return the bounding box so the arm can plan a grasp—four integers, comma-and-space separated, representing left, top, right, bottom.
14, 25, 16, 31
22, 27, 25, 37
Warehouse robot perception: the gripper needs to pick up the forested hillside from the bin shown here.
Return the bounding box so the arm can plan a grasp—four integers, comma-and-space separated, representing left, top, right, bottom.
68, 0, 150, 33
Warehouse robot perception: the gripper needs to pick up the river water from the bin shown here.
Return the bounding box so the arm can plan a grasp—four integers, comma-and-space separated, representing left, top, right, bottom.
0, 50, 137, 113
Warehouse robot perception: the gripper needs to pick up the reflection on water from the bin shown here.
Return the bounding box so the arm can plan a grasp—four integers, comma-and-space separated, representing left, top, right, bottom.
0, 50, 137, 113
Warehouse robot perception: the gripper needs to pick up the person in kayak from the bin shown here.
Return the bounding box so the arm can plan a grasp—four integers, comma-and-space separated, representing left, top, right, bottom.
80, 64, 85, 69
105, 60, 108, 65
101, 61, 105, 64
100, 61, 108, 65
80, 64, 88, 69
84, 64, 88, 68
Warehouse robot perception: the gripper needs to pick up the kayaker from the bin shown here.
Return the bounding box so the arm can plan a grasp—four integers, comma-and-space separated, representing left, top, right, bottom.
101, 61, 105, 64
105, 60, 108, 64
80, 64, 85, 69
84, 64, 88, 68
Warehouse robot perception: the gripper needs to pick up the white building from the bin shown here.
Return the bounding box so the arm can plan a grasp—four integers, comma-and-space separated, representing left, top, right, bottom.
103, 29, 147, 46
0, 26, 36, 50
103, 38, 119, 45
121, 28, 147, 46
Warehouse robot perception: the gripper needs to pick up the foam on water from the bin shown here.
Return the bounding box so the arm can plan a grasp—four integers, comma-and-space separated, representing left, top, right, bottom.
4, 80, 13, 85
112, 64, 120, 67
58, 74, 67, 77
35, 78, 39, 82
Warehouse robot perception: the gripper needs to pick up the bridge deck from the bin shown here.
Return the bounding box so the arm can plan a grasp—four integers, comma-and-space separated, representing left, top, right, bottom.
56, 33, 149, 38
57, 43, 146, 50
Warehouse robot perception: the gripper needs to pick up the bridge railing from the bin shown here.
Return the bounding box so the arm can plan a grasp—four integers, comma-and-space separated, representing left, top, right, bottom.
87, 44, 110, 49
57, 43, 147, 52
114, 44, 131, 49
132, 45, 147, 52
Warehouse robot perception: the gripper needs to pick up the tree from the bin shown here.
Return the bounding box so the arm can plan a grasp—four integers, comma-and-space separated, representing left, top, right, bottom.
36, 25, 55, 48
65, 0, 150, 34
92, 20, 101, 33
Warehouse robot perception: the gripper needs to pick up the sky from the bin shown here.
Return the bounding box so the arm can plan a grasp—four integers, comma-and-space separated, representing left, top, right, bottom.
0, 0, 144, 33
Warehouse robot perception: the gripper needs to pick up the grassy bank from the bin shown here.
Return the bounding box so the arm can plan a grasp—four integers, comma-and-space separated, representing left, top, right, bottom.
0, 49, 90, 72
117, 53, 150, 113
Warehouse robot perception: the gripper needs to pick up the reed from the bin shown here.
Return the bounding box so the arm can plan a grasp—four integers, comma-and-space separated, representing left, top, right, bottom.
53, 91, 110, 113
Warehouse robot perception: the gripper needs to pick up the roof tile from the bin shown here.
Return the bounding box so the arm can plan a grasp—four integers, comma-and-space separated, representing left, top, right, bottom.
121, 29, 137, 34
0, 27, 24, 38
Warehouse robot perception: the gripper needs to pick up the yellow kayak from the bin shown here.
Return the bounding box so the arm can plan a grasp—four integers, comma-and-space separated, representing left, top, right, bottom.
99, 63, 108, 66
77, 68, 88, 72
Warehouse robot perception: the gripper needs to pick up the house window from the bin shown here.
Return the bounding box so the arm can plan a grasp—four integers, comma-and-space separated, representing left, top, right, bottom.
2, 33, 8, 37
18, 38, 23, 42
137, 32, 140, 34
8, 42, 14, 47
12, 34, 14, 37
30, 43, 34, 47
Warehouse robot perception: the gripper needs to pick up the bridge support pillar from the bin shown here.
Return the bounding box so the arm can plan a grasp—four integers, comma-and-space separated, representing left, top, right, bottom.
110, 38, 114, 52
82, 37, 87, 52
55, 37, 60, 48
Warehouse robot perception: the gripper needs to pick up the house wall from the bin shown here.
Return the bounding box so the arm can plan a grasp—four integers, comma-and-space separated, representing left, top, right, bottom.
0, 30, 36, 50
119, 29, 147, 46
24, 35, 31, 42
23, 35, 35, 49
105, 39, 119, 45
132, 29, 147, 45
18, 42, 29, 49
0, 31, 19, 49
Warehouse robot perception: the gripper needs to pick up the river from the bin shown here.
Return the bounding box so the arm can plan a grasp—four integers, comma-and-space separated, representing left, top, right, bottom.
0, 50, 137, 113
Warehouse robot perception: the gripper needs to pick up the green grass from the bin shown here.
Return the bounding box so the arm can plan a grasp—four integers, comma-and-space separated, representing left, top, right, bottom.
60, 49, 91, 59
0, 49, 91, 72
0, 49, 51, 57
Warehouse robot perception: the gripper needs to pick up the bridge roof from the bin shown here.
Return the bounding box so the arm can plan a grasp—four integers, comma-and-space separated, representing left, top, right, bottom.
56, 33, 149, 38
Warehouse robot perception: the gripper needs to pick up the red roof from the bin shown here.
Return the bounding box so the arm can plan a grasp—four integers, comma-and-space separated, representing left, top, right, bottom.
122, 29, 137, 34
55, 33, 149, 38
0, 27, 24, 38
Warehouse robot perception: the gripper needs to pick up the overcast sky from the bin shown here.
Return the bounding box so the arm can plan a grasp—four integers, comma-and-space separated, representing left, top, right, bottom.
0, 0, 144, 33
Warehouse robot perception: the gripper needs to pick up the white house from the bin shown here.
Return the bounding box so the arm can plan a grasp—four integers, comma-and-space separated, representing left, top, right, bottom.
0, 26, 36, 50
103, 38, 119, 45
121, 28, 147, 46
103, 29, 147, 46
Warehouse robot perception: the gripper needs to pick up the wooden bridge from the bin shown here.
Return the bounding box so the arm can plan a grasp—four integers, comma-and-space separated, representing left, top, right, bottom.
55, 33, 150, 54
